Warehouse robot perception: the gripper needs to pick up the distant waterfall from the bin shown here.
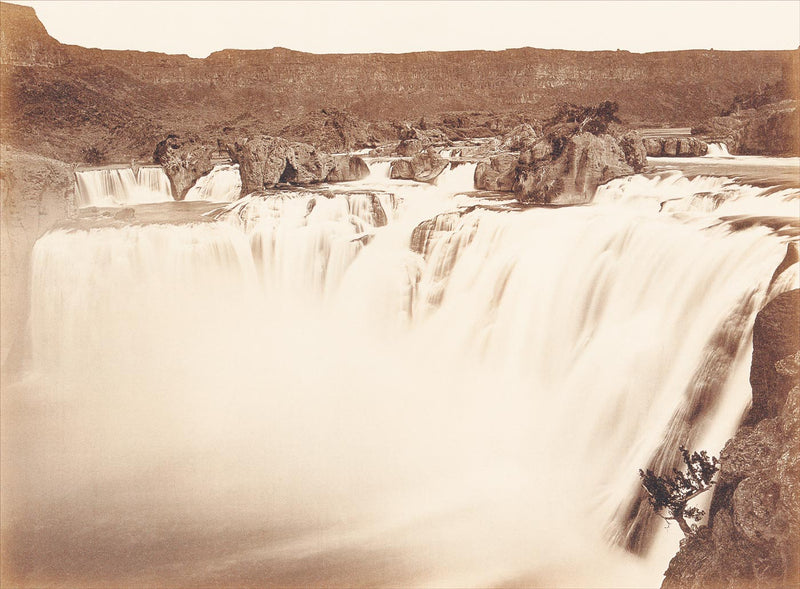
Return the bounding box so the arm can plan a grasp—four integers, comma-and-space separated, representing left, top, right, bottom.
17, 164, 799, 587
75, 165, 173, 206
185, 164, 242, 202
706, 142, 732, 158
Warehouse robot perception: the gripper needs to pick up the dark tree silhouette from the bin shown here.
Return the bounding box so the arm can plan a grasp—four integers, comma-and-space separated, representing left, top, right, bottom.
639, 446, 719, 537
549, 101, 621, 135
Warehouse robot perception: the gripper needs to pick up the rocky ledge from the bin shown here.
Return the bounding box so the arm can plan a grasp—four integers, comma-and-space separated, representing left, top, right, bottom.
154, 134, 370, 199
662, 288, 800, 589
473, 108, 647, 205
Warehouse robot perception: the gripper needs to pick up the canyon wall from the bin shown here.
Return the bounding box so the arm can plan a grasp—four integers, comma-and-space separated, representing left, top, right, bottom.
1, 2, 798, 162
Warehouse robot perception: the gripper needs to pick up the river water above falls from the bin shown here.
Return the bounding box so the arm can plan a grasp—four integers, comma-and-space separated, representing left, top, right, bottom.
2, 157, 799, 588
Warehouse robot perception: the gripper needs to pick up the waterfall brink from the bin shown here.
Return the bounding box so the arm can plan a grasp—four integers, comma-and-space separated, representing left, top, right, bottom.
75, 166, 174, 206
13, 163, 798, 587
185, 164, 242, 202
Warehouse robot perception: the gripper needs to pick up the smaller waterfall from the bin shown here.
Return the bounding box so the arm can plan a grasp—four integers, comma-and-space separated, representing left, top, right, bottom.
434, 162, 477, 195
185, 165, 242, 202
706, 143, 732, 158
75, 166, 174, 207
595, 171, 800, 217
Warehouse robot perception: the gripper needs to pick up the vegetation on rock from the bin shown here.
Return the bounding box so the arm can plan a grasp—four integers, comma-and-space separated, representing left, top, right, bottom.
639, 447, 719, 537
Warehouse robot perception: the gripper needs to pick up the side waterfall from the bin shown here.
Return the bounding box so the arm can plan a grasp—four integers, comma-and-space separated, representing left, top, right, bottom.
75, 165, 173, 206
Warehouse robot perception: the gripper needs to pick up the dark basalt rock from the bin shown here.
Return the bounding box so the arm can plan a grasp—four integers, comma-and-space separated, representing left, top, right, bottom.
661, 289, 800, 589
513, 132, 637, 204
226, 136, 336, 194
746, 289, 800, 425
153, 134, 215, 200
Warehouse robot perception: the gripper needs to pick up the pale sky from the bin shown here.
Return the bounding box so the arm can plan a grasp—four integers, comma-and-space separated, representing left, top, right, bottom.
11, 1, 800, 58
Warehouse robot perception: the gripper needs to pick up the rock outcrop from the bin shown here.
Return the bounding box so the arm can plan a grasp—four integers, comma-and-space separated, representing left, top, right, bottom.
326, 154, 371, 183
389, 148, 449, 183
500, 123, 539, 151
662, 289, 800, 589
474, 153, 517, 191
227, 136, 335, 194
513, 132, 641, 204
644, 137, 709, 157
705, 100, 800, 157
153, 135, 215, 200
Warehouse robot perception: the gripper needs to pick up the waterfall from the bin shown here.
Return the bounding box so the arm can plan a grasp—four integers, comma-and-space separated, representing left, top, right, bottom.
75, 166, 174, 206
10, 162, 799, 587
185, 164, 242, 202
706, 142, 732, 158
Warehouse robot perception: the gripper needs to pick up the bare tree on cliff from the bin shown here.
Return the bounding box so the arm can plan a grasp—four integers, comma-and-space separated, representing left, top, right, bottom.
639, 446, 719, 537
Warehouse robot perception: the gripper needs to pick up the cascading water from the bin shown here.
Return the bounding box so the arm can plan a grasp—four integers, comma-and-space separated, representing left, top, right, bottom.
706, 142, 732, 158
75, 165, 174, 206
6, 160, 799, 587
184, 164, 242, 202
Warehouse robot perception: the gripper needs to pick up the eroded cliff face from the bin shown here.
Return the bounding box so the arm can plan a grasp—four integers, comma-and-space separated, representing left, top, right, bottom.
662, 289, 800, 589
1, 2, 798, 163
0, 146, 76, 367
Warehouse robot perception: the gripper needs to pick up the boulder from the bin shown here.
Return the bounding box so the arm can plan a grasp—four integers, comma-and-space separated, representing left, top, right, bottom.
326, 155, 370, 183
474, 153, 517, 191
226, 136, 334, 194
389, 148, 449, 183
514, 132, 635, 204
153, 134, 216, 200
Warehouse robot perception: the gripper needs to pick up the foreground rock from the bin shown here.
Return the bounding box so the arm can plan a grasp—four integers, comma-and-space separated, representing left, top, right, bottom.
0, 146, 76, 366
662, 289, 800, 589
514, 131, 642, 204
390, 148, 449, 182
153, 134, 216, 200
644, 136, 708, 157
